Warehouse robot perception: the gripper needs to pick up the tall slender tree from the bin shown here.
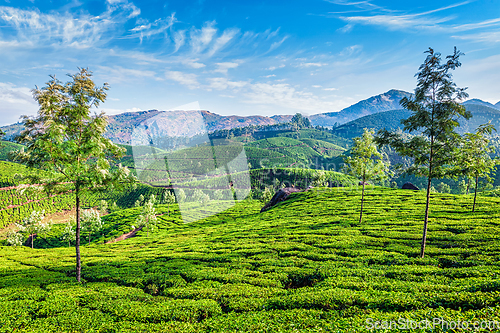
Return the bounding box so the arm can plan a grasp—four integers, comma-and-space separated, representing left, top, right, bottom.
456, 122, 498, 212
13, 68, 135, 282
375, 47, 471, 258
343, 128, 389, 223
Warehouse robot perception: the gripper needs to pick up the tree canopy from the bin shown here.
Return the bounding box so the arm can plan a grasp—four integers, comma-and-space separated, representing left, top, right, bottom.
13, 68, 135, 281
375, 47, 471, 258
343, 128, 389, 223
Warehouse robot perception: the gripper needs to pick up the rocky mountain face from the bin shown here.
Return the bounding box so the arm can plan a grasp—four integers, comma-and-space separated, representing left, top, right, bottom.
100, 110, 287, 144
2, 90, 498, 145
309, 89, 412, 126
0, 110, 288, 145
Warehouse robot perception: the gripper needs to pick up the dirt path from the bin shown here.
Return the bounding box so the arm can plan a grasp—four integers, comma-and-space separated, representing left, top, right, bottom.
106, 226, 143, 244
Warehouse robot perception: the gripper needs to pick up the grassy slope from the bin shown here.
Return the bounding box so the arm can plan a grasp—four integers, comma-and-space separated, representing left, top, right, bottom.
1, 187, 500, 331
0, 160, 170, 228
0, 140, 23, 161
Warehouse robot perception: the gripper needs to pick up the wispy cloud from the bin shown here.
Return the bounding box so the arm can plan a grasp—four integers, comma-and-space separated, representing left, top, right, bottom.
165, 70, 200, 89
0, 82, 38, 124
130, 13, 176, 42
207, 77, 247, 90
339, 12, 453, 31
266, 64, 286, 71
268, 36, 288, 52
332, 0, 500, 36
182, 59, 206, 69
190, 21, 218, 54
297, 62, 328, 68
0, 82, 34, 105
213, 62, 239, 74
243, 82, 340, 112
207, 28, 240, 56
324, 0, 388, 13
0, 1, 139, 49
453, 31, 500, 43
97, 66, 157, 83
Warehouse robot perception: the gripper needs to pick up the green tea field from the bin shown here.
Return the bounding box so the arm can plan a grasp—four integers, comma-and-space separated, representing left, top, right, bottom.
1, 187, 500, 332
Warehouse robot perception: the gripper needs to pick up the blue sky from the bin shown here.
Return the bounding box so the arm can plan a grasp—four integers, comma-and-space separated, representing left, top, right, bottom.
1, 0, 500, 126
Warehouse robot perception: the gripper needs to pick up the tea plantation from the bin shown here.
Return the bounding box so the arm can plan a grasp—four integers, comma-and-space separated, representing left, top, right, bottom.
1, 187, 500, 332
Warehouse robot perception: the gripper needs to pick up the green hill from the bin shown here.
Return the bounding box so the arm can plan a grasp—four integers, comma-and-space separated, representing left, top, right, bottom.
331, 109, 411, 140
276, 128, 351, 148
246, 137, 325, 169
331, 104, 500, 140
299, 138, 346, 157
0, 140, 23, 161
1, 187, 500, 331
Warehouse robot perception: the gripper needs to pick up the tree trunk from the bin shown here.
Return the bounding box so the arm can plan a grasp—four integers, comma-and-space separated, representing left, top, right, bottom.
466, 178, 470, 195
420, 177, 432, 258
76, 188, 81, 283
31, 234, 34, 249
359, 181, 365, 223
472, 175, 479, 212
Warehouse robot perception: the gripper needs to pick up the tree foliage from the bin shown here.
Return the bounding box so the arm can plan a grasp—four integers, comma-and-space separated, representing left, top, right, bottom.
12, 68, 135, 281
15, 210, 51, 248
375, 47, 471, 258
135, 195, 157, 237
162, 191, 175, 215
60, 220, 76, 247
456, 122, 499, 212
81, 209, 103, 244
290, 113, 312, 130
343, 128, 389, 223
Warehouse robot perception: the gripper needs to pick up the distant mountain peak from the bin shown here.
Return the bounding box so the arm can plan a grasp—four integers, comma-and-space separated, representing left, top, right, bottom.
310, 89, 411, 126
463, 99, 498, 110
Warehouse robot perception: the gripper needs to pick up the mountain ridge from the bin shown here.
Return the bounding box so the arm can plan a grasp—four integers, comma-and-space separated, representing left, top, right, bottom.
309, 89, 412, 126
2, 89, 498, 145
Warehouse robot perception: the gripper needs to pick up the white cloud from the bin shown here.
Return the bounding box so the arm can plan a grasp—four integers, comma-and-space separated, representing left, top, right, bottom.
0, 5, 132, 49
0, 82, 38, 126
453, 30, 500, 43
339, 45, 362, 56
266, 64, 286, 71
182, 59, 206, 69
190, 21, 217, 54
268, 36, 288, 52
165, 70, 200, 89
324, 0, 386, 12
173, 30, 186, 53
207, 28, 239, 56
323, 87, 338, 91
312, 85, 322, 88
213, 62, 239, 74
109, 49, 166, 63
207, 77, 247, 90
0, 82, 34, 105
243, 82, 341, 113
297, 62, 328, 68
130, 13, 176, 42
334, 1, 500, 35
340, 13, 452, 31
97, 66, 157, 83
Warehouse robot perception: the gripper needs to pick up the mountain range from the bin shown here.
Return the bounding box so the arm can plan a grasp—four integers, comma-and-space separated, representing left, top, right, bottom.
1, 89, 498, 144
